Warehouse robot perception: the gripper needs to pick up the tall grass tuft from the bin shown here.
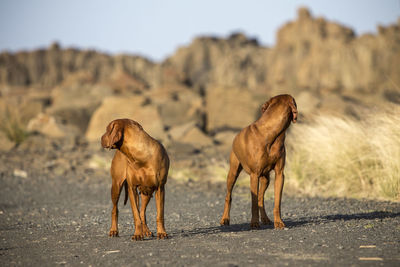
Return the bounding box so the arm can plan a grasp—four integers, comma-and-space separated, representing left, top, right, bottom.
0, 105, 29, 145
286, 108, 400, 201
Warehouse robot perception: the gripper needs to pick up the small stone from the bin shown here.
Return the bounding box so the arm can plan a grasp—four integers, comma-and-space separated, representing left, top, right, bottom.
13, 169, 28, 178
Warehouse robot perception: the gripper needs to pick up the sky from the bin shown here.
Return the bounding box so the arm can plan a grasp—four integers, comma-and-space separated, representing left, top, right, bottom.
0, 0, 399, 61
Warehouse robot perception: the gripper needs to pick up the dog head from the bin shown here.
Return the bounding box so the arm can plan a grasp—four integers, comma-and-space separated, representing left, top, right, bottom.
261, 94, 298, 123
101, 119, 124, 149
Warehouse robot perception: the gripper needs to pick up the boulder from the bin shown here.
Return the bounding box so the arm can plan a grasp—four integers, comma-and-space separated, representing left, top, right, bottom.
168, 121, 214, 149
85, 96, 166, 142
205, 86, 267, 133
157, 88, 204, 128
27, 113, 79, 138
213, 130, 237, 155
46, 79, 113, 133
180, 126, 214, 149
166, 141, 198, 156
0, 92, 48, 125
168, 121, 197, 141
214, 130, 237, 147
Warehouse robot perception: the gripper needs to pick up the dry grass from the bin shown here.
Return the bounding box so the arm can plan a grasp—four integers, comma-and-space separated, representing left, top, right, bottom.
285, 107, 400, 201
169, 161, 231, 184
0, 105, 29, 145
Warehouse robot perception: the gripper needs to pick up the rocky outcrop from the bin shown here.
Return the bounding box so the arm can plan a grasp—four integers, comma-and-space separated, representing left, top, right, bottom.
1, 8, 398, 99
167, 7, 400, 101
165, 33, 269, 91
269, 7, 400, 96
0, 43, 163, 89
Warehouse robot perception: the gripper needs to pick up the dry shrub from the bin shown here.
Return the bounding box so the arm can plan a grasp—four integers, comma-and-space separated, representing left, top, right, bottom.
0, 105, 29, 144
286, 107, 400, 201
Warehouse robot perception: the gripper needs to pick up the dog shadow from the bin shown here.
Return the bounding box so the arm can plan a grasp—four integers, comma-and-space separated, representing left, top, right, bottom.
285, 210, 400, 228
171, 210, 400, 237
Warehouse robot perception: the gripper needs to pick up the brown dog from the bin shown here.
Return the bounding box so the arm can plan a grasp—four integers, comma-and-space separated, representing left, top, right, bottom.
220, 94, 297, 229
101, 119, 169, 240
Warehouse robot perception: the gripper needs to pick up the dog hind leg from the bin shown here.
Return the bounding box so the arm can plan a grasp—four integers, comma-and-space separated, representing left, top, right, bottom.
140, 193, 153, 237
259, 175, 272, 225
250, 173, 261, 229
273, 157, 286, 229
128, 186, 144, 240
220, 151, 243, 226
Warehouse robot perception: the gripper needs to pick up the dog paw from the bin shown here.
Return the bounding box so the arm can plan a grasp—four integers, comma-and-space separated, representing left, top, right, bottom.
157, 232, 168, 240
109, 230, 119, 237
132, 234, 144, 241
220, 218, 230, 226
274, 220, 285, 229
261, 216, 272, 225
250, 221, 260, 229
143, 227, 153, 237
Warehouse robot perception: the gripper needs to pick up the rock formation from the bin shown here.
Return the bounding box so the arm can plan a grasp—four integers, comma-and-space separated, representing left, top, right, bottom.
0, 7, 399, 148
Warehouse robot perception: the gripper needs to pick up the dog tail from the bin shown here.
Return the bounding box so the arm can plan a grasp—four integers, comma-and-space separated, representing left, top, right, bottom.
123, 180, 128, 205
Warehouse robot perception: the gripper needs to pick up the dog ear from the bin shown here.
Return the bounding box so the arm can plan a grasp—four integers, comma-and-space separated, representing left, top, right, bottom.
289, 98, 298, 123
261, 99, 272, 113
109, 122, 123, 146
101, 120, 123, 148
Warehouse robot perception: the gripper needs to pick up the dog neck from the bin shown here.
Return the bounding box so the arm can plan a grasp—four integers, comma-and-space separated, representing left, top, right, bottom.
254, 106, 291, 143
119, 127, 154, 165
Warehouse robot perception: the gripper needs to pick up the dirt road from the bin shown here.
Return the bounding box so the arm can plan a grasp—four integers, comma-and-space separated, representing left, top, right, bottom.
0, 142, 399, 266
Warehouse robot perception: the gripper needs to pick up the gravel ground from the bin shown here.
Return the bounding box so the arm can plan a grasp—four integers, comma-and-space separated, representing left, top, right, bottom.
0, 139, 399, 266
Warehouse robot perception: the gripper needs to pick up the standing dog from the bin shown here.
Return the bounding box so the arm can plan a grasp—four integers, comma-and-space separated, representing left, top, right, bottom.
101, 119, 169, 240
220, 94, 297, 229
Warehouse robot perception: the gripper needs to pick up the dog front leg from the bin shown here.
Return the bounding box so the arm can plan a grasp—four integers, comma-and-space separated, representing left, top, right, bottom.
127, 186, 144, 240
155, 185, 168, 239
273, 163, 285, 229
109, 181, 124, 237
258, 175, 272, 225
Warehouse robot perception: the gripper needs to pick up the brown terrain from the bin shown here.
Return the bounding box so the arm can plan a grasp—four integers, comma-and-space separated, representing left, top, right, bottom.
0, 8, 399, 266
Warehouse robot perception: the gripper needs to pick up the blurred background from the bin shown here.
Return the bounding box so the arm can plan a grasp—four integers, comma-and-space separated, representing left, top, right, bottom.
0, 0, 399, 200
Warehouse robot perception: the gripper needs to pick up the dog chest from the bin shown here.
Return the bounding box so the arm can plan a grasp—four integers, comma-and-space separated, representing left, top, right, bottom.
138, 185, 156, 196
